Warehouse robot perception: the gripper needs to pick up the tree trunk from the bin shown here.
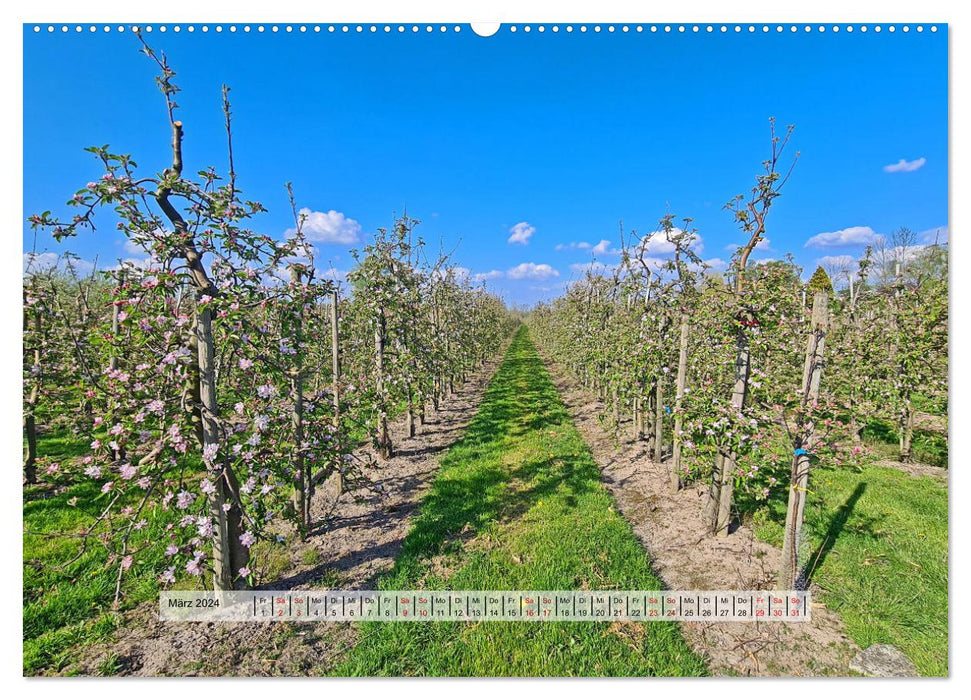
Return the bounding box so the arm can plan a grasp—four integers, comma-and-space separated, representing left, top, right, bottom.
330, 290, 342, 494
197, 304, 249, 591
644, 389, 656, 453
185, 317, 204, 447
671, 315, 690, 491
290, 268, 308, 533
612, 382, 620, 429
375, 307, 392, 459
714, 463, 734, 538
704, 451, 725, 525
406, 383, 416, 438
710, 326, 751, 537
109, 281, 127, 463
23, 413, 38, 485
899, 400, 914, 463
23, 295, 40, 484
291, 368, 307, 531
780, 289, 829, 589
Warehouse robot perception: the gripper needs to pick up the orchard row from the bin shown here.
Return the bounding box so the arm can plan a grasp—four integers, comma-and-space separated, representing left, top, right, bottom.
529, 126, 947, 587
24, 38, 516, 596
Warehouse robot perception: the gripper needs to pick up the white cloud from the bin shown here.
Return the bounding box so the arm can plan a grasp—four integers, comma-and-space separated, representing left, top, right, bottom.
918, 226, 948, 245
570, 261, 618, 276
443, 267, 503, 284
473, 270, 503, 282
319, 267, 348, 283
804, 226, 883, 248
885, 246, 932, 264
124, 238, 150, 255
507, 262, 559, 280
23, 252, 95, 276
625, 257, 670, 272
23, 252, 59, 273
109, 257, 156, 272
702, 258, 729, 272
636, 228, 704, 255
883, 157, 927, 173
288, 208, 362, 245
508, 221, 535, 245
725, 237, 770, 252
590, 239, 613, 255
555, 241, 592, 251
555, 239, 614, 254
530, 282, 568, 294
816, 254, 856, 270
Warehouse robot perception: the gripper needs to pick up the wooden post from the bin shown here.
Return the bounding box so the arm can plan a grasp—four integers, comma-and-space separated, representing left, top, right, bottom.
780, 288, 829, 588
670, 314, 690, 492
654, 376, 665, 463
704, 452, 725, 525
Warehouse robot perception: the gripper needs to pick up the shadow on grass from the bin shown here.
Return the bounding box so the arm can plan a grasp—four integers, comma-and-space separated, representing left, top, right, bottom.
804, 482, 867, 584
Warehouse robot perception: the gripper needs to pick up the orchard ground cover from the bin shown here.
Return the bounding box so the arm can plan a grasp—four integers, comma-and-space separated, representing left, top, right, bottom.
335, 327, 707, 676
538, 342, 947, 677
24, 477, 167, 675
24, 354, 507, 675
752, 462, 948, 676
23, 445, 293, 675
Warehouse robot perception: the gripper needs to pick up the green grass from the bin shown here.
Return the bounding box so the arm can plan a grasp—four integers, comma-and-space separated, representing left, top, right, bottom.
861, 419, 948, 469
28, 426, 90, 462
334, 327, 706, 677
23, 477, 176, 675
753, 462, 948, 676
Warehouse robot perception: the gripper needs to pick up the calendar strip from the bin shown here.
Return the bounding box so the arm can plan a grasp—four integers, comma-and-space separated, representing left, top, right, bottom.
160, 590, 810, 622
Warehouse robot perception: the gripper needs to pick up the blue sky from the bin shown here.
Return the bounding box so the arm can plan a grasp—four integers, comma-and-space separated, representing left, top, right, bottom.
23, 24, 947, 305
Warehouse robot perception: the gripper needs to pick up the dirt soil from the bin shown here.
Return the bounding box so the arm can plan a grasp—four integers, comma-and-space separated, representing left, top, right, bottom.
914, 411, 947, 435
539, 352, 863, 677
873, 458, 948, 483
70, 353, 504, 677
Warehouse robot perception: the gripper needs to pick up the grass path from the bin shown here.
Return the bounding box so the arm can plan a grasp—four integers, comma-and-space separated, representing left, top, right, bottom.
334, 326, 706, 676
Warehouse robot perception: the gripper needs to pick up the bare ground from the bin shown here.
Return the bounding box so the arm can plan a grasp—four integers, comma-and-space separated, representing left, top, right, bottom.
914, 411, 947, 435
69, 354, 504, 677
872, 458, 948, 483
538, 352, 862, 677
